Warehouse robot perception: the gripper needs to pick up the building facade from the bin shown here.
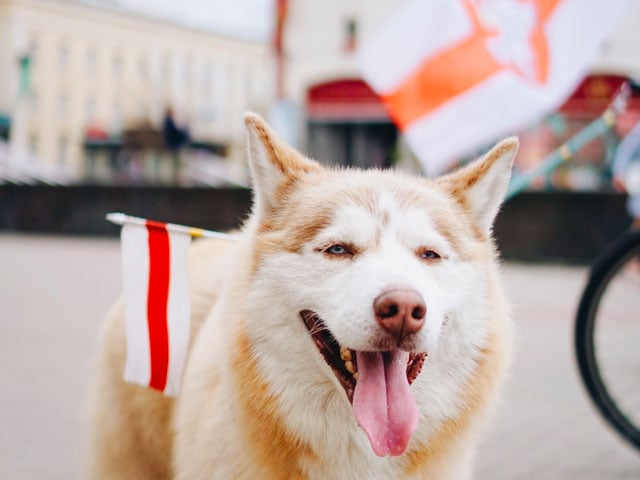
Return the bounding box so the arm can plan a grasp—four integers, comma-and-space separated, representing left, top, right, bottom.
280, 0, 640, 178
280, 0, 403, 169
1, 0, 639, 184
0, 0, 274, 182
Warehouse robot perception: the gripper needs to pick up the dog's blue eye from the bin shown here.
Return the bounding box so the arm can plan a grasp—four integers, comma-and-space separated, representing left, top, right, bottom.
419, 249, 440, 260
326, 244, 349, 255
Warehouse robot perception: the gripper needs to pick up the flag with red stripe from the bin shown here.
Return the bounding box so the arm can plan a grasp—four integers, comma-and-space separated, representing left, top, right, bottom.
119, 220, 191, 396
358, 0, 630, 175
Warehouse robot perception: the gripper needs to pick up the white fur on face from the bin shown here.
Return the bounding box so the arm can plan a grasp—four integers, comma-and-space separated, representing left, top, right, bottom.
251, 188, 489, 357
232, 140, 511, 477
242, 181, 497, 471
312, 198, 447, 353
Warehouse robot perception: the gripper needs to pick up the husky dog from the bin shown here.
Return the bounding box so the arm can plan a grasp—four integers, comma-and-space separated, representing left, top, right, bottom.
87, 113, 517, 479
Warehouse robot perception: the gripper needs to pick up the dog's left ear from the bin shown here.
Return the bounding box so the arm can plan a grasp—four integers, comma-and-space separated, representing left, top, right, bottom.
437, 137, 518, 233
244, 112, 321, 220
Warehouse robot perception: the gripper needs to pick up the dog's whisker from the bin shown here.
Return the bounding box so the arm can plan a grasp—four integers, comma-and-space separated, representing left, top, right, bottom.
309, 322, 329, 336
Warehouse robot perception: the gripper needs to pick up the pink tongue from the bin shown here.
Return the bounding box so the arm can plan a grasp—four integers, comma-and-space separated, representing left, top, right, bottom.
353, 350, 419, 457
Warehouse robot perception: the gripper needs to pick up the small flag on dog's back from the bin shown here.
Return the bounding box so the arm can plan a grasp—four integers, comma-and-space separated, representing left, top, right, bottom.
113, 214, 192, 396
358, 0, 630, 176
108, 213, 235, 395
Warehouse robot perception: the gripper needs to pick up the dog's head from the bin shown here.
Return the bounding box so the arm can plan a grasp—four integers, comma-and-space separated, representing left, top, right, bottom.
242, 113, 517, 457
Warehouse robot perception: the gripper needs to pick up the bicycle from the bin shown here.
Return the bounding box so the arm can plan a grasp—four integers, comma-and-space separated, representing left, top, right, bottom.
506, 80, 640, 451
574, 228, 640, 450
572, 79, 640, 451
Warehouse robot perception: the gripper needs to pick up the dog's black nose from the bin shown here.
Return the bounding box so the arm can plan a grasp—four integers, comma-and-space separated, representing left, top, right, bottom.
373, 288, 426, 341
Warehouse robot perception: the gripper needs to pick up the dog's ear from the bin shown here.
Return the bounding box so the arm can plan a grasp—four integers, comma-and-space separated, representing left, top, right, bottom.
437, 137, 518, 233
244, 112, 321, 220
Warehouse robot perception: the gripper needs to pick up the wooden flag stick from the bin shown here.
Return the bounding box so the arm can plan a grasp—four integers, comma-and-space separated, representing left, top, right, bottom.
106, 212, 237, 241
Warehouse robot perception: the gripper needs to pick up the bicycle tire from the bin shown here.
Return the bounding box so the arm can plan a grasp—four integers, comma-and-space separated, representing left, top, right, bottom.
575, 229, 640, 450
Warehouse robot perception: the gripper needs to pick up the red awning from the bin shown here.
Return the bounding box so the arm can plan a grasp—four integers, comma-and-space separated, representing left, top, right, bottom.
559, 74, 640, 116
307, 79, 390, 121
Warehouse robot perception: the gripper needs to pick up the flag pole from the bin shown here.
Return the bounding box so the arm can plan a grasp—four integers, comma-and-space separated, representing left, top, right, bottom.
106, 212, 237, 241
506, 82, 630, 199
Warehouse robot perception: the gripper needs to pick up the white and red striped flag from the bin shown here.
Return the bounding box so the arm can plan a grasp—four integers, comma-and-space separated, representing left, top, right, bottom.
119, 219, 192, 396
108, 213, 235, 396
358, 0, 630, 176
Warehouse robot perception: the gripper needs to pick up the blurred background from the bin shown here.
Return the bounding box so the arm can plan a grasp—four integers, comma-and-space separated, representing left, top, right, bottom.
0, 1, 639, 479
0, 0, 638, 186
0, 0, 639, 260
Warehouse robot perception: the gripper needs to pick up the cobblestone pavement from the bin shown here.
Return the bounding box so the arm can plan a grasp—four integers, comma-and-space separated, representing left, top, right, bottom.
0, 235, 638, 479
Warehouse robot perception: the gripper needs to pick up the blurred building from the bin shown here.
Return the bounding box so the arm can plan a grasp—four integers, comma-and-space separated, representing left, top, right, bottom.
277, 0, 405, 170
279, 0, 640, 184
1, 0, 639, 188
0, 0, 273, 183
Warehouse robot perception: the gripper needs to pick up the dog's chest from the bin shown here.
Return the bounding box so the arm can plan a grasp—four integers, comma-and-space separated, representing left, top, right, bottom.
298, 445, 406, 480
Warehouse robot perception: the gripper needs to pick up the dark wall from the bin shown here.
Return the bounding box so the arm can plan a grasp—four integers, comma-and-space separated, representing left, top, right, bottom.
0, 185, 252, 236
494, 191, 630, 264
0, 185, 631, 264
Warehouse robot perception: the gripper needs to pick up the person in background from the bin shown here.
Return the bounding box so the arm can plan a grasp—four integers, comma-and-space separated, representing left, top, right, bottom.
612, 111, 640, 229
162, 107, 190, 183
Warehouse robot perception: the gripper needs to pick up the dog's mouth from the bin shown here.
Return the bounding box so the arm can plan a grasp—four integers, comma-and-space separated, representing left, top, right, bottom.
300, 309, 427, 457
300, 310, 426, 401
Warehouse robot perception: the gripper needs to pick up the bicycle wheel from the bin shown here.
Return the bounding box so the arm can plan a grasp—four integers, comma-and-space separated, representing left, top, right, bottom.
575, 229, 640, 450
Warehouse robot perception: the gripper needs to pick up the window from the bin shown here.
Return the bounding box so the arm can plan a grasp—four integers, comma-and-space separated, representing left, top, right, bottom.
138, 56, 148, 81
161, 53, 171, 86
185, 56, 194, 86
29, 36, 39, 69
137, 100, 147, 119
28, 134, 38, 157
58, 135, 68, 167
29, 91, 38, 114
215, 64, 227, 97
174, 56, 185, 93
58, 41, 69, 70
113, 50, 123, 79
111, 102, 123, 131
344, 18, 357, 52
202, 61, 213, 95
243, 67, 252, 102
86, 45, 97, 74
58, 94, 68, 117
85, 97, 96, 123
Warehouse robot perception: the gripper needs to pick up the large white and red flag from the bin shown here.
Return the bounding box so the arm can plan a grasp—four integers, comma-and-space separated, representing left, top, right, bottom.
119, 219, 192, 397
358, 0, 630, 175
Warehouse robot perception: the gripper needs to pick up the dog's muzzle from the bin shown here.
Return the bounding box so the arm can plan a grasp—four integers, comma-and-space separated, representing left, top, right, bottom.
299, 309, 426, 403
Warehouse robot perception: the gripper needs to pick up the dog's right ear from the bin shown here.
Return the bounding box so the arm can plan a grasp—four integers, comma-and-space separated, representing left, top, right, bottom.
244, 112, 321, 220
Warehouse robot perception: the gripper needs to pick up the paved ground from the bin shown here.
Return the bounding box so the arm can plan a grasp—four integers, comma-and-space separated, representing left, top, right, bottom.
476, 264, 640, 479
0, 234, 637, 479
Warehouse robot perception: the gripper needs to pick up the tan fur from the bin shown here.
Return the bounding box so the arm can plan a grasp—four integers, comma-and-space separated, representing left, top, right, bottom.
87, 114, 515, 479
85, 299, 175, 479
244, 114, 320, 179
403, 272, 511, 478
85, 239, 233, 479
232, 333, 318, 479
437, 138, 518, 200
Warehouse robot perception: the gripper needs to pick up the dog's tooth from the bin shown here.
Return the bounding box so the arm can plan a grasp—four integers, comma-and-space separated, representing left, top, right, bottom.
345, 360, 354, 374
340, 347, 352, 361
353, 372, 358, 381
